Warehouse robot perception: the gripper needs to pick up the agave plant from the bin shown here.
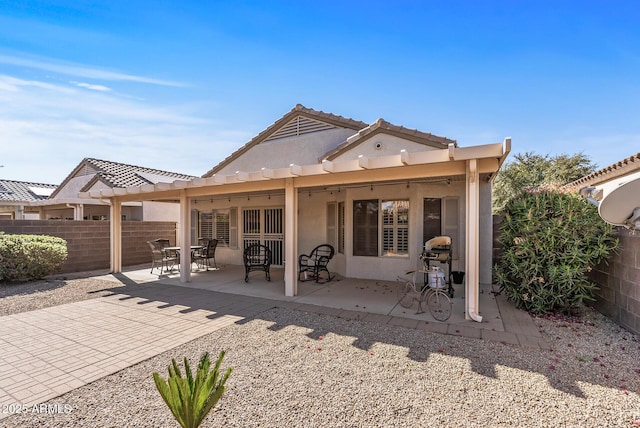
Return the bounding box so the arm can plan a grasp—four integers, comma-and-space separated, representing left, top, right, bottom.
153, 350, 232, 428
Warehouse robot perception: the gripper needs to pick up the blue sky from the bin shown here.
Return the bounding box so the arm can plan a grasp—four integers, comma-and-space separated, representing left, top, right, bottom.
0, 0, 638, 184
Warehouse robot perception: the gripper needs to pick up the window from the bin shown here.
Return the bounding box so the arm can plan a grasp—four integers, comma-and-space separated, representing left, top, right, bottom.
423, 197, 459, 259
382, 200, 409, 256
198, 208, 237, 248
214, 211, 230, 246
353, 200, 378, 256
353, 199, 409, 257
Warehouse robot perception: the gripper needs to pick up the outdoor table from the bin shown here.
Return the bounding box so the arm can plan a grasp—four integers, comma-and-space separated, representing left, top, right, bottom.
162, 246, 205, 272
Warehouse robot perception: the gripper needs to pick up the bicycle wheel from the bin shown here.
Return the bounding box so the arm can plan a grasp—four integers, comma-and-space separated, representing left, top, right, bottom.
397, 281, 414, 308
426, 290, 452, 321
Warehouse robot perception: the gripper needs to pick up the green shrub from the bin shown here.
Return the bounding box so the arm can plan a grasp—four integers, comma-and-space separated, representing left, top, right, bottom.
153, 350, 232, 428
494, 187, 618, 314
0, 234, 68, 282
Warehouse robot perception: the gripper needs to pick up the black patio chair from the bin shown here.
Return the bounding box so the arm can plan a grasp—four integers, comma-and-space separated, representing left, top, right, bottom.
195, 238, 218, 270
298, 244, 335, 283
243, 244, 271, 282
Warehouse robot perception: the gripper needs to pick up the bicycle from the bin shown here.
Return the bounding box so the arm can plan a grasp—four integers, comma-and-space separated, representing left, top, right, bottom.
396, 267, 452, 321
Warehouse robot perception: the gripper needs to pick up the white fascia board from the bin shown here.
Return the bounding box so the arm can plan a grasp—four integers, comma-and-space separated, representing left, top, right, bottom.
360, 155, 404, 169
452, 142, 505, 160
299, 164, 328, 176
261, 168, 275, 179
401, 149, 450, 165
329, 158, 363, 173
191, 177, 207, 186
235, 171, 250, 181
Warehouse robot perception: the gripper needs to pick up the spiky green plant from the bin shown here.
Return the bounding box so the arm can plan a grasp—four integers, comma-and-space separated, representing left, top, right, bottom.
153, 350, 232, 428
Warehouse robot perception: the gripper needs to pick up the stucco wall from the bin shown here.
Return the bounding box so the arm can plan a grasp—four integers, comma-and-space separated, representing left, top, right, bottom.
142, 201, 180, 222
216, 128, 355, 174
194, 179, 497, 284
0, 220, 176, 274
331, 134, 438, 161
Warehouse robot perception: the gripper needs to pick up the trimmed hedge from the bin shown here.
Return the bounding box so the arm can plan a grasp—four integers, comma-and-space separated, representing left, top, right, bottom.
494, 188, 618, 314
0, 233, 68, 282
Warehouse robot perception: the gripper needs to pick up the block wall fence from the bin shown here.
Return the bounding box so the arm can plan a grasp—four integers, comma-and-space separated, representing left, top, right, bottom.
0, 220, 176, 274
493, 215, 640, 336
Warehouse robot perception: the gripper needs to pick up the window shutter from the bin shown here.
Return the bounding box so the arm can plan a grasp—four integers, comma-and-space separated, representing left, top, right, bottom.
327, 202, 336, 248
338, 202, 345, 254
443, 198, 459, 259
229, 207, 238, 249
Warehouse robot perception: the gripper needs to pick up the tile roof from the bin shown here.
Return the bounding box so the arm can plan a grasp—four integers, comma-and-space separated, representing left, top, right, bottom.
564, 152, 640, 190
50, 158, 197, 199
0, 179, 57, 202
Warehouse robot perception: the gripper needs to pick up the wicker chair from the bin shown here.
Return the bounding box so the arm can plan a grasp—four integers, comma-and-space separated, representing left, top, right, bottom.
298, 244, 334, 283
243, 244, 271, 282
194, 239, 218, 270
148, 240, 178, 274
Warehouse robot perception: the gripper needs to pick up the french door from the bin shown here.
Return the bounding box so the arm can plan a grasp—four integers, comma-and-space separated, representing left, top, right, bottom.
242, 208, 284, 266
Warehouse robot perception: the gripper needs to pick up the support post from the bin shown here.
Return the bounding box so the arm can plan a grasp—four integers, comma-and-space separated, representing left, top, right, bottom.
284, 178, 298, 296
110, 199, 122, 273
465, 159, 483, 322
179, 190, 191, 283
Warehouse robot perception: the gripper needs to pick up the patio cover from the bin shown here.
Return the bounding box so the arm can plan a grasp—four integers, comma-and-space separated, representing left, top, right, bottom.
80, 138, 511, 322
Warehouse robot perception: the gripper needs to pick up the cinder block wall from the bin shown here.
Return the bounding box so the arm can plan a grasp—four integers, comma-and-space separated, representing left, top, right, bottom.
493, 215, 640, 335
0, 220, 176, 273
588, 228, 640, 335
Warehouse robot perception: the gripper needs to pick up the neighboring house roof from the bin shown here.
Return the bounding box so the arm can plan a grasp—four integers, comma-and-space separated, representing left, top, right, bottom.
202, 104, 455, 177
0, 179, 57, 203
50, 158, 197, 199
564, 152, 640, 190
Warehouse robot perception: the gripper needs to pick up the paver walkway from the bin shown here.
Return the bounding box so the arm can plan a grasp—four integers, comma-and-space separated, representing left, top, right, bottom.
0, 286, 274, 419
0, 280, 545, 419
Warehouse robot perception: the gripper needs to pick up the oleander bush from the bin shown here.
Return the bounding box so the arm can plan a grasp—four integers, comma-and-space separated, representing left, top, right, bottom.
494, 186, 618, 314
153, 350, 232, 428
0, 233, 68, 282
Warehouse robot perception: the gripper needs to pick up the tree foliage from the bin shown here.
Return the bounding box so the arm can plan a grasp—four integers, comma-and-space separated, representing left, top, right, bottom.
493, 152, 596, 213
494, 188, 618, 314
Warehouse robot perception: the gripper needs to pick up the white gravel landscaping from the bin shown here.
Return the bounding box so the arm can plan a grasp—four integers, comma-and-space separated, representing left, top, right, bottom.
1, 277, 639, 427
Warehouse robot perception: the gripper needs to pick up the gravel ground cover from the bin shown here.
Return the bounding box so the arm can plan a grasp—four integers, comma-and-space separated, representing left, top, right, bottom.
0, 275, 123, 316
2, 278, 640, 427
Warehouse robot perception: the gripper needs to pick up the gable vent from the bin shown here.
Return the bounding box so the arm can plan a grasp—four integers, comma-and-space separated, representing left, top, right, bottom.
264, 116, 337, 142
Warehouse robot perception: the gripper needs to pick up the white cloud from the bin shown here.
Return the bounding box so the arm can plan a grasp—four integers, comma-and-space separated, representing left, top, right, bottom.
0, 54, 186, 87
74, 82, 111, 92
0, 74, 250, 184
